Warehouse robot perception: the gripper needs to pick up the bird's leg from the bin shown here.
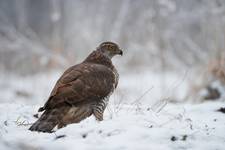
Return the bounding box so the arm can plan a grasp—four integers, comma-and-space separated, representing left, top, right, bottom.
93, 98, 109, 121
93, 110, 104, 121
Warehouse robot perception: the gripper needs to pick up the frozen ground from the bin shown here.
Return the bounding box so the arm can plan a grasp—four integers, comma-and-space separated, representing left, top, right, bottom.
0, 71, 225, 150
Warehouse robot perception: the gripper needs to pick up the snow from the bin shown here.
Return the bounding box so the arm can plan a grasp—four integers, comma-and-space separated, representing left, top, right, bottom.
0, 71, 225, 150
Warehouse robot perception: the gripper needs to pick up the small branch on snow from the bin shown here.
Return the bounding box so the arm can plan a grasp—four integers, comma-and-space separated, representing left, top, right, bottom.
14, 117, 32, 126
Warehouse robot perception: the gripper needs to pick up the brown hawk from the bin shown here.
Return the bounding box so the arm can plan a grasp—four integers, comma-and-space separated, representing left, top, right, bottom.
29, 41, 123, 133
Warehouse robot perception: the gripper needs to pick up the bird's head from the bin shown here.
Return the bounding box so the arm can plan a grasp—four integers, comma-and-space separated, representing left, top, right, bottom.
97, 41, 123, 59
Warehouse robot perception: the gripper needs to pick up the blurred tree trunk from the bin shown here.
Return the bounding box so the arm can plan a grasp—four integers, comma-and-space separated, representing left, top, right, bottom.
110, 0, 130, 41
49, 0, 63, 68
152, 0, 167, 97
14, 0, 27, 33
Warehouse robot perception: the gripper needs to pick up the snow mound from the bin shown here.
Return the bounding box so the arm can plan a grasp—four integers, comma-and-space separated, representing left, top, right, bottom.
0, 102, 225, 150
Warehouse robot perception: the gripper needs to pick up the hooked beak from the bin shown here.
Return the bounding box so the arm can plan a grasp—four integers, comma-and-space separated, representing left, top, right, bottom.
118, 49, 123, 56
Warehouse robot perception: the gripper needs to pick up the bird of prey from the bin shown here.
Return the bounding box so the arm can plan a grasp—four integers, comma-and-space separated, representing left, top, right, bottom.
29, 41, 123, 133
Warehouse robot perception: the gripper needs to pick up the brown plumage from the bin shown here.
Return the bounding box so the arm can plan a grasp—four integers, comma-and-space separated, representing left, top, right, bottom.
29, 41, 123, 133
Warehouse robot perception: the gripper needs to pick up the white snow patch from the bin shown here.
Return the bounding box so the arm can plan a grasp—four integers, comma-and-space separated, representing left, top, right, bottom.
0, 71, 224, 150
0, 102, 225, 150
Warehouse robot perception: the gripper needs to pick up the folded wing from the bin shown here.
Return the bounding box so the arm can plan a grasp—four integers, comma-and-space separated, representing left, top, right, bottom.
41, 63, 116, 111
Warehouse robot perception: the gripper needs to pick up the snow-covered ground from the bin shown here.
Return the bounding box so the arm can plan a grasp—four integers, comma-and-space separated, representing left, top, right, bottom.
0, 71, 225, 150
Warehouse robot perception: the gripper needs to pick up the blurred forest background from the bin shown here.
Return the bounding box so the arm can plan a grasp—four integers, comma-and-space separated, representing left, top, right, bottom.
1, 1, 225, 148
0, 0, 225, 103
0, 0, 224, 74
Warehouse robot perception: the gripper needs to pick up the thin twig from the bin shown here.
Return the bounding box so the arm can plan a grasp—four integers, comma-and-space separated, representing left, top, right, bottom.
131, 86, 154, 105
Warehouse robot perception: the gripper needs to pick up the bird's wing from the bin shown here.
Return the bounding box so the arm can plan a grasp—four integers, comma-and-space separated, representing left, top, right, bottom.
42, 63, 115, 110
